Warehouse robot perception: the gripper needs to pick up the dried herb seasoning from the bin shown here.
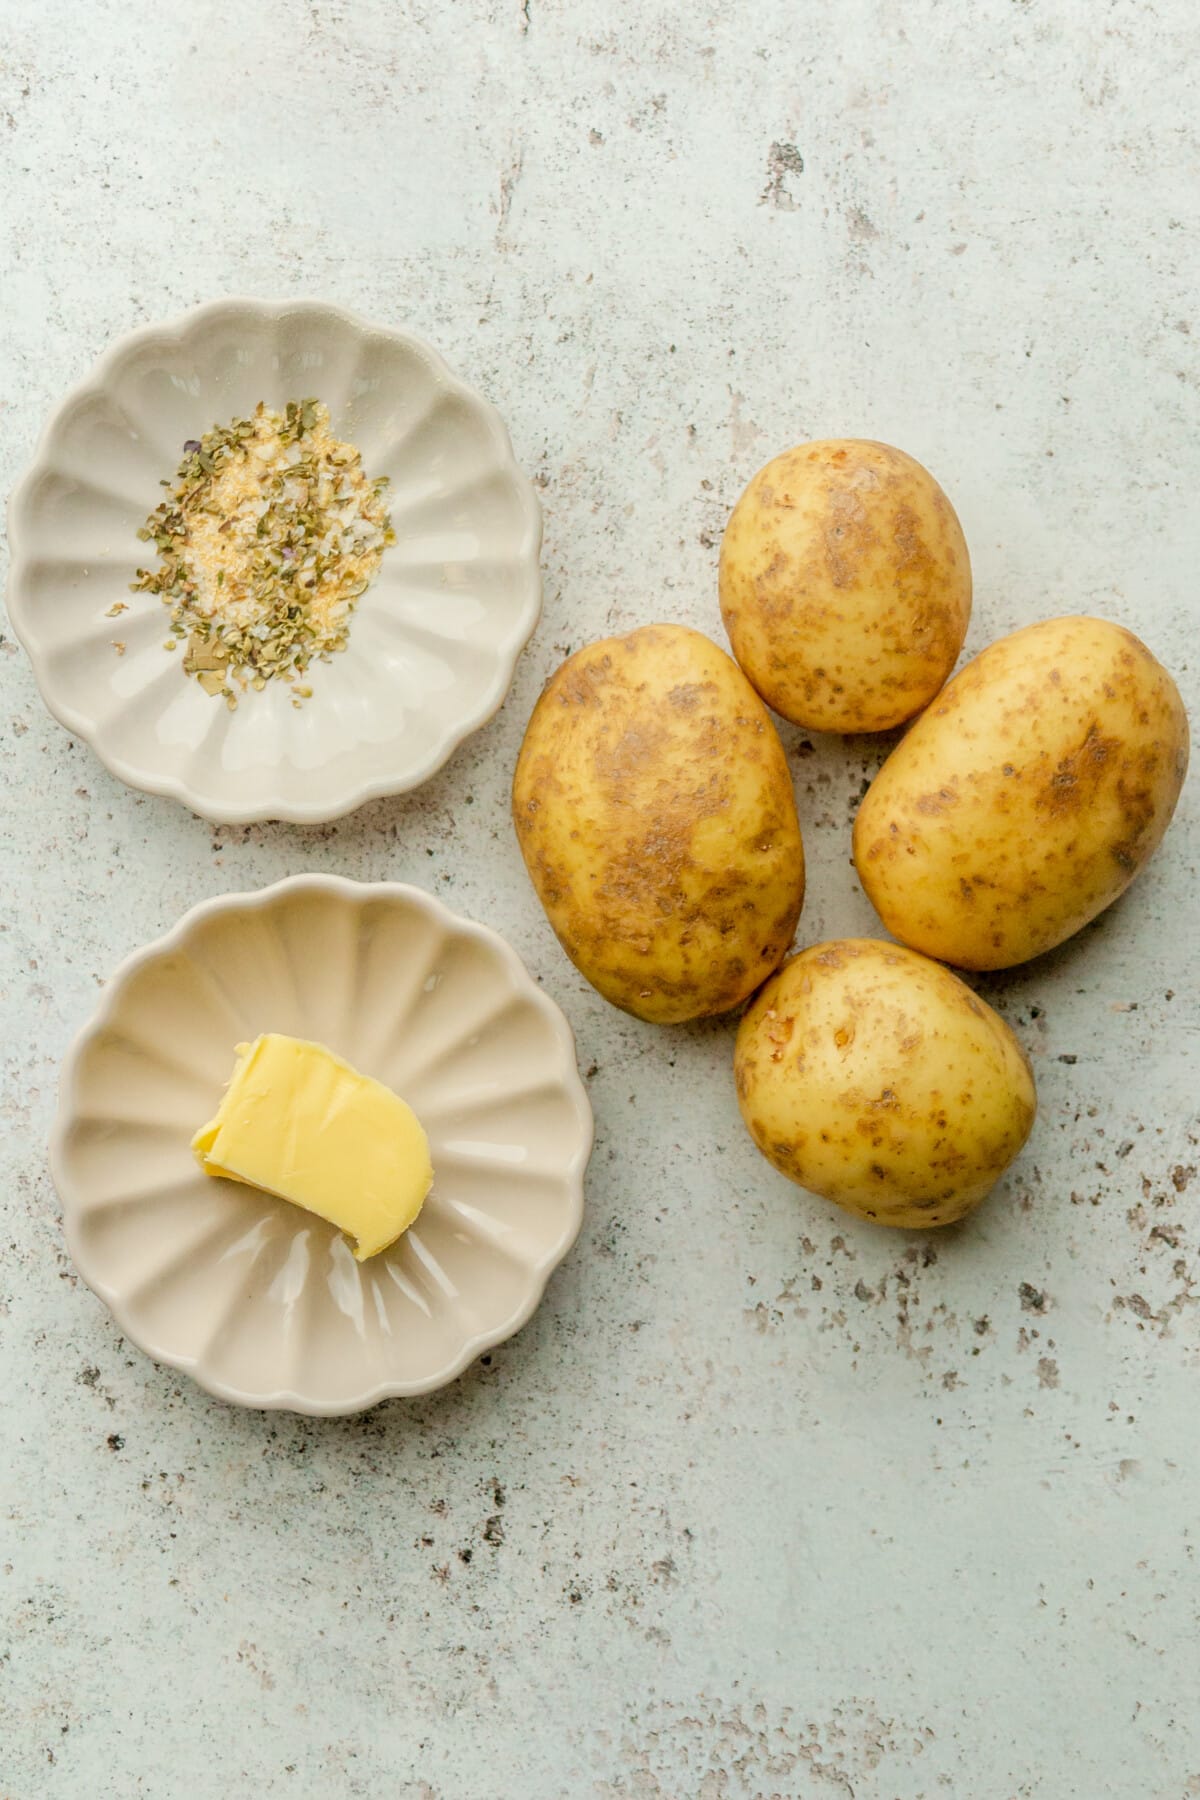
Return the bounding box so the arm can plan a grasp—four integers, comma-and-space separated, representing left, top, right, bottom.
130, 399, 393, 702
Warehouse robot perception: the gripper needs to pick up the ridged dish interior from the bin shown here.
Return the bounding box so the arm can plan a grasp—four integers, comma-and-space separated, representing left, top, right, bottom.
7, 302, 542, 822
53, 879, 591, 1411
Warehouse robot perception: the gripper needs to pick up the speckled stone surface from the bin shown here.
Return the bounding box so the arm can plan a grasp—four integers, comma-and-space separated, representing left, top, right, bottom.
1, 2, 1198, 1795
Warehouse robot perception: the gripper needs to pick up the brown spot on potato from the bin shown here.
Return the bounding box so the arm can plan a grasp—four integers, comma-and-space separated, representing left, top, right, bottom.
666, 682, 710, 712
822, 488, 880, 589
1038, 721, 1120, 817
763, 1010, 795, 1061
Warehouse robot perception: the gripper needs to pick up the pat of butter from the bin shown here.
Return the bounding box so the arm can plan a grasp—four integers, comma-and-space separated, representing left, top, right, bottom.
192, 1034, 433, 1260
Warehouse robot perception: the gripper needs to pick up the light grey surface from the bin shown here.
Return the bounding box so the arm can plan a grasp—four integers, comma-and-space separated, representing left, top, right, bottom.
1, 1, 1197, 1794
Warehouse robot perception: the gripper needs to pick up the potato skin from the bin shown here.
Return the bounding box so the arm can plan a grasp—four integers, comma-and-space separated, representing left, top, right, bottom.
512, 624, 805, 1024
853, 616, 1190, 970
719, 439, 971, 732
734, 939, 1036, 1228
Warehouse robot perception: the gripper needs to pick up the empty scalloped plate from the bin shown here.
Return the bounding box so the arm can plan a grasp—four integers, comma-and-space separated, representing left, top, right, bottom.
52, 877, 592, 1413
6, 299, 542, 823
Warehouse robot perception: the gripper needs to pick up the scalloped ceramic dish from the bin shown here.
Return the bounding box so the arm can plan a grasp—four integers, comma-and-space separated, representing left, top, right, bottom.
6, 300, 542, 823
51, 877, 591, 1412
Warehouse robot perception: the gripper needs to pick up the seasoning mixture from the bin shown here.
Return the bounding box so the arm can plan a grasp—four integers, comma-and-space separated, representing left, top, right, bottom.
131, 399, 393, 705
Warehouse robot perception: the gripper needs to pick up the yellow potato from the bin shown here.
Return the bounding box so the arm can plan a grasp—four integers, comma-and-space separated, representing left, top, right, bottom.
512, 624, 805, 1023
719, 438, 971, 732
854, 616, 1189, 970
734, 939, 1036, 1229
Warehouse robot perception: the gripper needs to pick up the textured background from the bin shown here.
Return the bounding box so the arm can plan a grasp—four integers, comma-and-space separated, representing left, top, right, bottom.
2, 2, 1198, 1795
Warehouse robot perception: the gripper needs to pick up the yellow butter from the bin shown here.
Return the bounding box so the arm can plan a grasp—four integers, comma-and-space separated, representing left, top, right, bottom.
192, 1034, 433, 1260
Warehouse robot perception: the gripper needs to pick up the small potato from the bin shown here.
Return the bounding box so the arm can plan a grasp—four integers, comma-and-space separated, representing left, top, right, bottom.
734, 939, 1036, 1229
513, 624, 805, 1024
853, 616, 1190, 970
719, 438, 971, 733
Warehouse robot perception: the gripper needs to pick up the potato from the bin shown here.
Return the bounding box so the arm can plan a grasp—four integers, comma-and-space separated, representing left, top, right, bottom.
734, 939, 1036, 1228
854, 616, 1189, 970
512, 624, 805, 1023
719, 439, 971, 733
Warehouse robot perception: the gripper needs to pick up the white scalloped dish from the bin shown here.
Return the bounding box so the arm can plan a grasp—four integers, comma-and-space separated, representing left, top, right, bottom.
6, 300, 542, 823
52, 877, 592, 1413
